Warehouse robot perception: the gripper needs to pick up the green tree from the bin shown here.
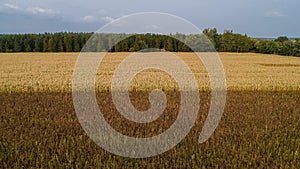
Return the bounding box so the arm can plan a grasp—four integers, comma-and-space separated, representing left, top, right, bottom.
0, 39, 3, 52
293, 39, 300, 57
13, 39, 22, 52
57, 39, 64, 52
203, 28, 219, 49
166, 37, 173, 51
73, 37, 81, 52
275, 36, 289, 43
43, 38, 48, 52
279, 40, 294, 56
47, 37, 55, 52
34, 38, 43, 52
64, 34, 73, 52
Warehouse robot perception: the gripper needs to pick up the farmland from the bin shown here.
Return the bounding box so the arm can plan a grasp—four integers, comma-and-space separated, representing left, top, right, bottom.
0, 52, 300, 168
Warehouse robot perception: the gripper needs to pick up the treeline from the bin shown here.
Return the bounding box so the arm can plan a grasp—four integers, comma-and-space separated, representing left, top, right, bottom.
0, 32, 206, 52
203, 28, 300, 56
0, 33, 92, 52
0, 29, 299, 56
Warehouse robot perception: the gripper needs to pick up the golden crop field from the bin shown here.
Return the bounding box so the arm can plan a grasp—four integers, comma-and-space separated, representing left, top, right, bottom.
0, 52, 299, 168
1, 52, 300, 92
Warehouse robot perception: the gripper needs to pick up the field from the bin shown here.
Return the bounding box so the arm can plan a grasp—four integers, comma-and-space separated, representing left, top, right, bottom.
0, 52, 299, 168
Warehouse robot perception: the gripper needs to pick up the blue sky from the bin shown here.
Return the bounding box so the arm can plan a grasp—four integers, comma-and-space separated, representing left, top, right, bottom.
0, 0, 299, 37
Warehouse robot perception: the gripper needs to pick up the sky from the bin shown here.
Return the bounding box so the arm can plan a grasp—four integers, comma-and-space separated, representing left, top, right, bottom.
0, 0, 299, 37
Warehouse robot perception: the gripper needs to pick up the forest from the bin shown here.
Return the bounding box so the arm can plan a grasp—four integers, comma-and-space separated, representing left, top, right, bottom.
0, 28, 299, 57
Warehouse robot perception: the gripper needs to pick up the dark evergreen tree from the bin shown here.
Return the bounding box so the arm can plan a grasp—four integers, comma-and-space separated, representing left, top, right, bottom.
275, 36, 289, 43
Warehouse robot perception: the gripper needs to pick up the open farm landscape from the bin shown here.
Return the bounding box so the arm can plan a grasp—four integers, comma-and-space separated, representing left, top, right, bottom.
0, 52, 299, 168
1, 0, 300, 168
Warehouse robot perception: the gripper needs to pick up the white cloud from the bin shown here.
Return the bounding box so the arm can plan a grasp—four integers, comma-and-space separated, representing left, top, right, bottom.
82, 15, 114, 23
82, 15, 98, 23
26, 7, 57, 16
265, 11, 285, 18
3, 3, 20, 10
2, 4, 58, 18
101, 16, 114, 23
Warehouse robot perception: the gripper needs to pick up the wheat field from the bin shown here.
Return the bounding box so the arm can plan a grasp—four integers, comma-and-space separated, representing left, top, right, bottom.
0, 52, 299, 168
1, 52, 300, 92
